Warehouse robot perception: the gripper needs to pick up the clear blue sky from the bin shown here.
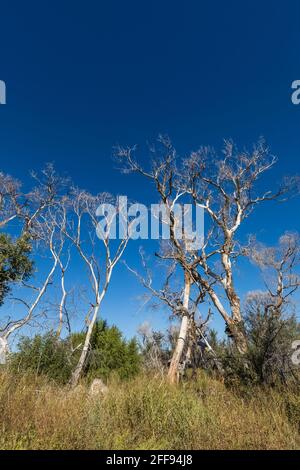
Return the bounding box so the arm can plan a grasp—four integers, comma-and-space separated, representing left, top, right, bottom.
0, 1, 300, 339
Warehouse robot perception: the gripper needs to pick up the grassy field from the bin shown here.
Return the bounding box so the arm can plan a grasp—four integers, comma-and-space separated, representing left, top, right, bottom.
0, 370, 299, 450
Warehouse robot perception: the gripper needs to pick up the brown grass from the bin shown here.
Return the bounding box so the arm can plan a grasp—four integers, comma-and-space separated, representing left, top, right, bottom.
0, 370, 298, 450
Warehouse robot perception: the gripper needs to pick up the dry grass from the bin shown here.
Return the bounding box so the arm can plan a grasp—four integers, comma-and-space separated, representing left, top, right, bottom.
0, 370, 298, 450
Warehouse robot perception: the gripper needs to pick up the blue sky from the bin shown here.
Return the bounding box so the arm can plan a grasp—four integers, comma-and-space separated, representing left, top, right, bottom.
0, 1, 300, 340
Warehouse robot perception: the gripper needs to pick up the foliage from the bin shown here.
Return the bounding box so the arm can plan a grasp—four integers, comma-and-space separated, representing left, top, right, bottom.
0, 233, 33, 306
72, 319, 141, 380
244, 294, 300, 385
205, 294, 300, 386
9, 332, 73, 383
9, 321, 141, 383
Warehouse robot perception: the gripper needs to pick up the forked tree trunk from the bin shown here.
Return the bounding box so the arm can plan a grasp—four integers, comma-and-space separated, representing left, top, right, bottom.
167, 271, 191, 384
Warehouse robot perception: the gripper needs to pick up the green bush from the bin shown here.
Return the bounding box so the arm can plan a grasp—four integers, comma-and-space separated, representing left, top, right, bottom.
9, 320, 141, 383
72, 319, 141, 380
9, 333, 73, 383
0, 233, 33, 306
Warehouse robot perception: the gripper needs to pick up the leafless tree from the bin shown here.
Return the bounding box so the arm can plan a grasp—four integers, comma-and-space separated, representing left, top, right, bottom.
137, 321, 166, 374
34, 204, 71, 337
0, 165, 69, 359
59, 189, 132, 387
116, 137, 210, 383
180, 140, 299, 354
125, 248, 208, 381
0, 172, 23, 228
0, 220, 59, 355
116, 137, 298, 376
247, 232, 300, 318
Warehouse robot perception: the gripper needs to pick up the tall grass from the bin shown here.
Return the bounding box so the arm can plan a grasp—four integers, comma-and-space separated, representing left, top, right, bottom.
0, 370, 298, 450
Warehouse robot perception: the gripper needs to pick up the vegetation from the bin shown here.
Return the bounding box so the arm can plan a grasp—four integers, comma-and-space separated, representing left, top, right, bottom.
0, 233, 32, 306
0, 370, 298, 450
210, 303, 300, 388
9, 320, 141, 384
0, 141, 299, 450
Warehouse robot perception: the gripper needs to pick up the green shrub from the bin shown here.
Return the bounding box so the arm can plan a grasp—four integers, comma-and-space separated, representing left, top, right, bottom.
9, 320, 141, 383
9, 332, 73, 383
0, 233, 33, 306
72, 319, 141, 380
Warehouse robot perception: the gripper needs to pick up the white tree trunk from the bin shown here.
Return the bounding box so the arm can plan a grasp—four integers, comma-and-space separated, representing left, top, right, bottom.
70, 303, 100, 387
56, 268, 67, 337
0, 337, 9, 365
167, 271, 191, 384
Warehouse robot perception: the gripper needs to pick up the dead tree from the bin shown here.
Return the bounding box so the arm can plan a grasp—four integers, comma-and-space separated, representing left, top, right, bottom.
0, 172, 23, 229
180, 140, 298, 353
0, 165, 68, 359
116, 137, 216, 382
116, 137, 298, 361
137, 322, 166, 374
0, 221, 59, 354
35, 205, 71, 337
125, 251, 195, 382
60, 189, 132, 387
244, 232, 300, 383
125, 243, 211, 383
248, 232, 300, 316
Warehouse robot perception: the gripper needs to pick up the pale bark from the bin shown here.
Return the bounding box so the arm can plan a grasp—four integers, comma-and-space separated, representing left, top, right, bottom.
69, 258, 118, 387
3, 233, 58, 340
200, 276, 248, 354
117, 139, 291, 359
167, 271, 191, 384
56, 267, 67, 337
0, 337, 9, 364
69, 253, 111, 387
69, 303, 100, 387
0, 237, 58, 362
66, 191, 130, 387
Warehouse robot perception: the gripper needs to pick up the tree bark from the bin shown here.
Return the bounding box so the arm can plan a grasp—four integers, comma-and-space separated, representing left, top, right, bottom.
0, 337, 9, 365
167, 271, 191, 384
69, 303, 100, 387
56, 268, 66, 337
226, 318, 248, 354
221, 242, 248, 353
197, 274, 248, 355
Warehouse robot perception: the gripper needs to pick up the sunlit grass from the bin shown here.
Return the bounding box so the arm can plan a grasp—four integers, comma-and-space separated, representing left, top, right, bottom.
0, 370, 298, 449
